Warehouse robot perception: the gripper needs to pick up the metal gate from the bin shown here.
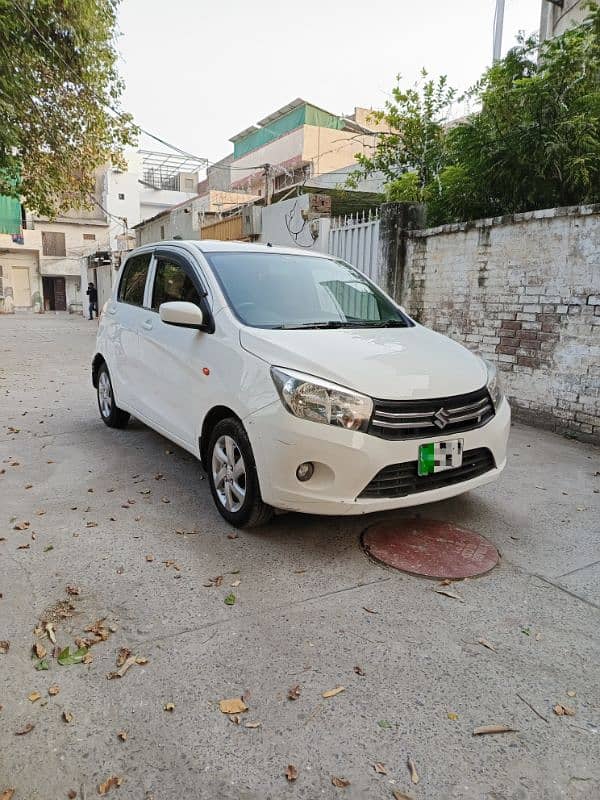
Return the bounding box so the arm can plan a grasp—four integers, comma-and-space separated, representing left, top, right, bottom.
328, 210, 381, 284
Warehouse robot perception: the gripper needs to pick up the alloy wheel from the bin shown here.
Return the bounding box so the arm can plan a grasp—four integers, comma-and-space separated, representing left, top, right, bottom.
211, 434, 246, 512
98, 371, 113, 419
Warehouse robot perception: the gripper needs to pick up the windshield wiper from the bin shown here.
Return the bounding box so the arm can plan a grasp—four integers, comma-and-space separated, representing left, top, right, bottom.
273, 321, 353, 330
361, 319, 408, 328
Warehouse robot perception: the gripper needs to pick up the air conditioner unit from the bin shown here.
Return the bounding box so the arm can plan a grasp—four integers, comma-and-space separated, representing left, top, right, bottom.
242, 205, 262, 236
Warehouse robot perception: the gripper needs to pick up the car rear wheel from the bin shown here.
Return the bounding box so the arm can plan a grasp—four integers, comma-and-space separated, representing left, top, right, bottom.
208, 418, 273, 528
97, 364, 130, 429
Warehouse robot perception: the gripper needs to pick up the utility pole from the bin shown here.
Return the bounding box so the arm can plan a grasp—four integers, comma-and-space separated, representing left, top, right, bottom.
493, 0, 505, 62
263, 163, 271, 206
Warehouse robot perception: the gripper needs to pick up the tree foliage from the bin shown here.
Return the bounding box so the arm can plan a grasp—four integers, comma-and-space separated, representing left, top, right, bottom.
0, 0, 137, 217
350, 2, 600, 225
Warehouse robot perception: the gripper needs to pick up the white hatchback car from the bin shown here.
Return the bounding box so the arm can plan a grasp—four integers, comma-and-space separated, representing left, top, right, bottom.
93, 241, 510, 527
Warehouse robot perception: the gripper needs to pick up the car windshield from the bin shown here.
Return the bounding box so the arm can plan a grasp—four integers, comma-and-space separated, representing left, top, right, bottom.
206, 251, 411, 329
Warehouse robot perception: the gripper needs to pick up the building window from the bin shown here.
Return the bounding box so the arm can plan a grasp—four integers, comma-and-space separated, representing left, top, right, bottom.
41, 231, 66, 257
118, 193, 125, 200
83, 233, 96, 241
160, 225, 165, 239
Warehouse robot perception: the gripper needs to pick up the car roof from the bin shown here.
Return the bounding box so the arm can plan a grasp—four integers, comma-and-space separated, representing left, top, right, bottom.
168, 239, 331, 258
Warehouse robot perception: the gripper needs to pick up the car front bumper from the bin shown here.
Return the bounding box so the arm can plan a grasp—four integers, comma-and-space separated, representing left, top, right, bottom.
246, 397, 511, 516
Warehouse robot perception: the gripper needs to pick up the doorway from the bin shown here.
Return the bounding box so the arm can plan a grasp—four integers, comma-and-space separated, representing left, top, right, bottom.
11, 266, 32, 307
42, 276, 67, 311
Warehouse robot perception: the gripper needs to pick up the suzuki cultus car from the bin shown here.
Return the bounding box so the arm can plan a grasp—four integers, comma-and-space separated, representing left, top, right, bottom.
93, 241, 510, 527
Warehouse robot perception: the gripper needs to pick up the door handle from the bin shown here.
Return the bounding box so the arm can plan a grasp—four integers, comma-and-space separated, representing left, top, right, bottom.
142, 319, 153, 331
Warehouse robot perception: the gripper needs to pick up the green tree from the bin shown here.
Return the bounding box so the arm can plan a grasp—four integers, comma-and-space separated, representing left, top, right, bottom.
347, 70, 456, 207
351, 2, 600, 225
450, 2, 600, 218
0, 0, 137, 217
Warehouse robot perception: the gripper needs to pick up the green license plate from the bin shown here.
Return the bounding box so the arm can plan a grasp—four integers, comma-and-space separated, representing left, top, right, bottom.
418, 439, 464, 476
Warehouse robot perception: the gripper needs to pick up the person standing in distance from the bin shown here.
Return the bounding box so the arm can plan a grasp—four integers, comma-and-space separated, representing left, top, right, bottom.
86, 282, 98, 320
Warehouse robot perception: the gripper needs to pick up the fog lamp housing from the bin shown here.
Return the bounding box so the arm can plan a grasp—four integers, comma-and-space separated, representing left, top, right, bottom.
296, 462, 314, 482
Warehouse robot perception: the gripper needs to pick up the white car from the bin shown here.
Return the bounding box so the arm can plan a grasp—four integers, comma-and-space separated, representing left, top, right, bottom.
93, 241, 510, 527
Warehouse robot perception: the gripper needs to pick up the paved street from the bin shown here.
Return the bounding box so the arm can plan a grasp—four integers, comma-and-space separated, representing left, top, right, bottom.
1, 313, 599, 800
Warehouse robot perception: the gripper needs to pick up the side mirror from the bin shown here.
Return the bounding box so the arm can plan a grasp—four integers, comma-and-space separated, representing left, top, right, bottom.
159, 301, 204, 329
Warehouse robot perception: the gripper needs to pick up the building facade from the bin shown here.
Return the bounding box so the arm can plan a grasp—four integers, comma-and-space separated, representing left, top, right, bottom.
226, 99, 382, 199
539, 0, 588, 41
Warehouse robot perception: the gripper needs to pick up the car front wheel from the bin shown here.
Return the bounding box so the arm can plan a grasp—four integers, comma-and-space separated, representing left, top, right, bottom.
208, 418, 272, 528
97, 363, 130, 429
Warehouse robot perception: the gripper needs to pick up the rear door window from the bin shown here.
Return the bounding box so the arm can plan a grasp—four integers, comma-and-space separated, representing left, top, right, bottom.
118, 253, 152, 306
151, 257, 202, 310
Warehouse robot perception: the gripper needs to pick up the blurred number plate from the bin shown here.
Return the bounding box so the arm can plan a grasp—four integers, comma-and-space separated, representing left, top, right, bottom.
418, 439, 463, 476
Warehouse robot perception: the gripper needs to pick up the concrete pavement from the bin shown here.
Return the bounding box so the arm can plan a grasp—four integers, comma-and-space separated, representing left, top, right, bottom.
1, 313, 599, 800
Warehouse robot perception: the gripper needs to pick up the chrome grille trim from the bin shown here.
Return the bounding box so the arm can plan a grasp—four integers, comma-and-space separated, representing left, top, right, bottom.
368, 386, 495, 440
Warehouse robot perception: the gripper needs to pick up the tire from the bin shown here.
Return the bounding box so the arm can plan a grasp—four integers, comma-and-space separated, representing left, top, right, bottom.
207, 417, 273, 528
97, 363, 130, 429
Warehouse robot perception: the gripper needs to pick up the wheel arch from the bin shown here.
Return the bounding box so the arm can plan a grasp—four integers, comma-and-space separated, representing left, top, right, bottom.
200, 406, 242, 469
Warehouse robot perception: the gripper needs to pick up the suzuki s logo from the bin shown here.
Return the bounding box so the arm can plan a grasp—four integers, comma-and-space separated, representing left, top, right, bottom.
433, 407, 451, 429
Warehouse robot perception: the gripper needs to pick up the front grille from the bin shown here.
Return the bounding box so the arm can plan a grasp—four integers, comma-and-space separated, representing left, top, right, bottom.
358, 447, 496, 499
369, 386, 494, 440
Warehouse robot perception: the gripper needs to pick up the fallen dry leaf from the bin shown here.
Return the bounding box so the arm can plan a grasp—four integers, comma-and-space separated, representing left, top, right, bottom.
0, 641, 9, 654
245, 721, 261, 728
14, 521, 30, 531
322, 686, 345, 699
362, 606, 378, 614
230, 579, 240, 587
163, 560, 180, 571
392, 791, 414, 800
146, 554, 154, 562
98, 776, 123, 795
477, 638, 496, 651
353, 665, 365, 676
48, 685, 60, 696
85, 522, 97, 528
285, 765, 298, 782
566, 690, 576, 698
434, 587, 464, 602
107, 655, 138, 679
447, 712, 459, 721
407, 757, 419, 785
17, 543, 30, 550
28, 691, 41, 703
288, 684, 301, 700
229, 714, 240, 725
117, 730, 127, 741
116, 648, 131, 667
473, 724, 518, 735
164, 703, 175, 711
67, 792, 77, 799
66, 585, 80, 596
15, 723, 35, 735
331, 776, 350, 788
160, 497, 170, 504
373, 762, 387, 774
32, 642, 46, 658
62, 711, 73, 723
1, 790, 16, 800
219, 698, 248, 714
204, 575, 223, 587
227, 532, 238, 539
45, 623, 56, 644
553, 704, 576, 716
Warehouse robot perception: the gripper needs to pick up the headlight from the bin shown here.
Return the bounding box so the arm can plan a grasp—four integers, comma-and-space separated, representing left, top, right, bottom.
484, 360, 503, 409
271, 367, 373, 432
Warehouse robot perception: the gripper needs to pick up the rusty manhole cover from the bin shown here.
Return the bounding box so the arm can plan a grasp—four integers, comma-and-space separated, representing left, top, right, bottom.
362, 519, 499, 579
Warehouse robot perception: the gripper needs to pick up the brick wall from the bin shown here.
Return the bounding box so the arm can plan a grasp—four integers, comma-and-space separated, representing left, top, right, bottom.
400, 205, 600, 443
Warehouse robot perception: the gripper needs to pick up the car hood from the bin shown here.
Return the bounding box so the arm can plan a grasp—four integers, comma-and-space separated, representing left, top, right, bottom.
240, 324, 487, 400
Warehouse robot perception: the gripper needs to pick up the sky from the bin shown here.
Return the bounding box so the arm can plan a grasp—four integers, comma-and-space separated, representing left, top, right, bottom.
116, 0, 542, 167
